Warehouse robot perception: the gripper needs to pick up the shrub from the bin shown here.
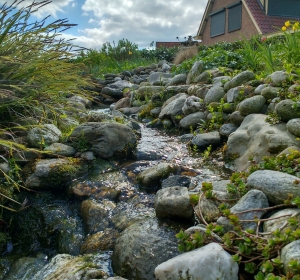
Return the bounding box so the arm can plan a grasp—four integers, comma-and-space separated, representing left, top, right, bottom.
173, 46, 199, 65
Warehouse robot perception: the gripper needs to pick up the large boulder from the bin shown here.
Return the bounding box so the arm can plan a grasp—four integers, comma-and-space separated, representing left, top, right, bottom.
24, 158, 86, 189
112, 218, 180, 280
286, 118, 300, 137
247, 170, 300, 205
158, 93, 188, 123
137, 163, 176, 189
186, 61, 204, 84
281, 240, 300, 275
204, 86, 226, 104
224, 70, 255, 91
217, 190, 269, 231
70, 122, 137, 159
191, 131, 221, 149
148, 72, 173, 86
169, 74, 187, 85
31, 253, 112, 279
275, 99, 300, 122
179, 112, 207, 130
237, 95, 266, 116
154, 186, 194, 219
27, 124, 62, 148
182, 96, 205, 115
154, 243, 239, 280
225, 114, 300, 171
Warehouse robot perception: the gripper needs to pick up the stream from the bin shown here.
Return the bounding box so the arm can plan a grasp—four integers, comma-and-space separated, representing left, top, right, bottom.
0, 120, 232, 279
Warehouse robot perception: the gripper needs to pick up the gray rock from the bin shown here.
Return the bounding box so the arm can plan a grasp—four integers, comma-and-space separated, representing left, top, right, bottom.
237, 95, 266, 116
254, 84, 268, 95
155, 243, 239, 280
150, 107, 162, 117
204, 86, 226, 104
27, 124, 62, 148
137, 163, 176, 188
24, 158, 86, 189
136, 86, 165, 100
194, 84, 213, 99
219, 123, 239, 138
44, 143, 76, 157
186, 61, 204, 84
226, 86, 245, 103
164, 85, 190, 95
179, 112, 207, 130
162, 119, 173, 128
112, 218, 180, 280
148, 72, 172, 86
281, 240, 300, 274
102, 86, 123, 99
275, 99, 300, 122
114, 97, 131, 110
6, 256, 47, 280
191, 131, 221, 149
194, 71, 211, 84
217, 190, 268, 231
261, 86, 281, 100
182, 96, 205, 115
120, 107, 142, 116
70, 122, 137, 159
229, 111, 245, 126
224, 70, 255, 91
267, 97, 281, 113
68, 95, 92, 109
111, 202, 155, 231
159, 93, 187, 123
162, 63, 171, 72
170, 73, 187, 85
154, 186, 194, 219
247, 170, 300, 205
266, 70, 290, 86
80, 199, 116, 234
263, 208, 300, 236
161, 175, 191, 189
212, 76, 231, 87
225, 114, 300, 171
32, 253, 112, 280
180, 134, 194, 143
287, 118, 300, 137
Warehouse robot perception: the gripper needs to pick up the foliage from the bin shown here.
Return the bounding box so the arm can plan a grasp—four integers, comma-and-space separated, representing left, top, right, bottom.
0, 1, 92, 211
75, 41, 179, 78
177, 150, 300, 278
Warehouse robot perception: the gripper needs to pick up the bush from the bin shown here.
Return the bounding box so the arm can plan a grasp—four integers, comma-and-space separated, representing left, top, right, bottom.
173, 46, 199, 65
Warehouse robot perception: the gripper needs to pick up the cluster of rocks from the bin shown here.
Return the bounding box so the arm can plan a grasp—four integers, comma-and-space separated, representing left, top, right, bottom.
1, 59, 300, 279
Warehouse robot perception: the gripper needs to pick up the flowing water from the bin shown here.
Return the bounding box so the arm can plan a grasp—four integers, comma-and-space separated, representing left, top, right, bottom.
0, 120, 232, 279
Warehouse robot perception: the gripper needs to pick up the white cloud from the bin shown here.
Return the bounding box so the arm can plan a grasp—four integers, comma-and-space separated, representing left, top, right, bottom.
79, 0, 206, 49
0, 0, 75, 18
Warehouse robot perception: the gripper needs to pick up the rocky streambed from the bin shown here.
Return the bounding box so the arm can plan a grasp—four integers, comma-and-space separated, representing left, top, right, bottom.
0, 122, 230, 280
1, 60, 300, 279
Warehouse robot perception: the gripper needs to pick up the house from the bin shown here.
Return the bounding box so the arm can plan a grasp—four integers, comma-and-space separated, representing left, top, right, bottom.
156, 36, 199, 49
195, 0, 300, 45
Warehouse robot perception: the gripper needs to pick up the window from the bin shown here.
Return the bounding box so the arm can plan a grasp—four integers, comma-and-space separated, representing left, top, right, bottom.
227, 2, 242, 32
210, 9, 226, 37
268, 0, 300, 17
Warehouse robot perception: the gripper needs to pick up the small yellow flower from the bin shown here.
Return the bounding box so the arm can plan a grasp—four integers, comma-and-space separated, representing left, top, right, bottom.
128, 51, 132, 55
282, 26, 287, 31
294, 22, 299, 30
285, 21, 291, 27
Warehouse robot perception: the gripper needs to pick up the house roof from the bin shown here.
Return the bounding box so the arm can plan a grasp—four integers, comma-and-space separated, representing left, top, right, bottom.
196, 0, 300, 39
244, 0, 300, 34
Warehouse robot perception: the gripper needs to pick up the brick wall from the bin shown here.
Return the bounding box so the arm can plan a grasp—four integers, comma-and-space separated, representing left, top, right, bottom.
201, 0, 259, 45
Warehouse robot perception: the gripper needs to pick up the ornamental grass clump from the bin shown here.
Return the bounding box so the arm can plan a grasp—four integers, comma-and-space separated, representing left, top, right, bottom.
0, 1, 92, 211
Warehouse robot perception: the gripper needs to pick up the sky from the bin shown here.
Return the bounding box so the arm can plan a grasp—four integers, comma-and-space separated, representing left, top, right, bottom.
1, 0, 207, 50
